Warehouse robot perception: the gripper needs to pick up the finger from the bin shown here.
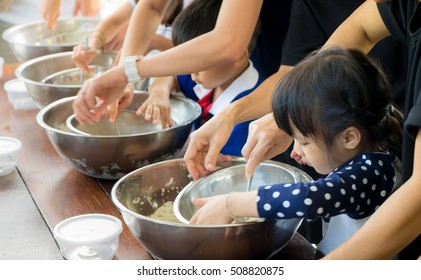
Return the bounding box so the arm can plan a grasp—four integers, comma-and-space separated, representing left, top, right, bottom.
136, 104, 146, 116
152, 107, 160, 125
144, 105, 153, 121
191, 197, 209, 207
204, 141, 223, 172
107, 101, 119, 123
73, 92, 95, 125
241, 133, 258, 161
245, 144, 272, 178
184, 145, 203, 180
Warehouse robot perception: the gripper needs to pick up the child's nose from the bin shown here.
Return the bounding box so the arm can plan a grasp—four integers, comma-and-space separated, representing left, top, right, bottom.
293, 140, 303, 155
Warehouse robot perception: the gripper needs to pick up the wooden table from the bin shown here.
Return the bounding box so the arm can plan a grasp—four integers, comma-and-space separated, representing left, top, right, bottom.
0, 69, 322, 260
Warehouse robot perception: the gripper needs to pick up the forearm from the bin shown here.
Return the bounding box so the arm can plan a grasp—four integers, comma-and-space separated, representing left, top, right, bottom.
120, 0, 170, 59
226, 190, 259, 218
148, 76, 177, 97
135, 0, 263, 77
220, 65, 293, 125
93, 2, 133, 48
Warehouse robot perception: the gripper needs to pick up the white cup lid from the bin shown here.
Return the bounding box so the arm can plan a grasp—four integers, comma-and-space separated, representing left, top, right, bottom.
54, 214, 123, 244
0, 137, 22, 155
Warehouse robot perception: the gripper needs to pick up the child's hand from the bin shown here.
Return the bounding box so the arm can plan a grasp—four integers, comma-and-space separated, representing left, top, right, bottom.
189, 194, 234, 225
136, 92, 173, 129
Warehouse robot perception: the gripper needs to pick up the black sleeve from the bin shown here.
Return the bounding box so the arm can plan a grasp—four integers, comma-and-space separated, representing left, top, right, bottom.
281, 0, 367, 67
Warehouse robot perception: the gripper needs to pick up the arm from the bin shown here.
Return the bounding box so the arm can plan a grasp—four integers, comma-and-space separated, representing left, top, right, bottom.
119, 0, 171, 58
73, 0, 101, 17
325, 129, 421, 259
72, 2, 133, 70
39, 0, 62, 29
132, 0, 263, 76
73, 0, 264, 126
323, 0, 390, 53
184, 65, 292, 179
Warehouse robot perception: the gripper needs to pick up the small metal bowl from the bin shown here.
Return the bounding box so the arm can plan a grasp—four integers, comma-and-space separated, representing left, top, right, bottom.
65, 112, 165, 136
174, 162, 309, 224
111, 158, 309, 259
2, 17, 99, 62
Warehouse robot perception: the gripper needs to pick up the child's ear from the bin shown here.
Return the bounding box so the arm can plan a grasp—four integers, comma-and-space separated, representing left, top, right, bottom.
340, 126, 361, 150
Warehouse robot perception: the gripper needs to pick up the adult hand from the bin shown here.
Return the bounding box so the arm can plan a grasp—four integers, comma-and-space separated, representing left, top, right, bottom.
73, 0, 101, 17
72, 65, 130, 125
184, 111, 233, 180
72, 39, 100, 72
136, 89, 173, 129
189, 194, 233, 225
39, 0, 61, 29
241, 113, 293, 178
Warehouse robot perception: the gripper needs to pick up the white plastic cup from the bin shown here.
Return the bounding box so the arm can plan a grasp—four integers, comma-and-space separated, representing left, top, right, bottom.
0, 137, 22, 176
53, 214, 123, 260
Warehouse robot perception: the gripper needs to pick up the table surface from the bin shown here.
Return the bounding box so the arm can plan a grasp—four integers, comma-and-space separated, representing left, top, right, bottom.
0, 67, 322, 260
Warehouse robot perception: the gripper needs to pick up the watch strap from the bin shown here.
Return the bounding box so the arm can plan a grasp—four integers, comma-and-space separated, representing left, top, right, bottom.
122, 55, 144, 83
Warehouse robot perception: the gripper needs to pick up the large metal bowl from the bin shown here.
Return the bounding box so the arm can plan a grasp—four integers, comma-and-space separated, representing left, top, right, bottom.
2, 17, 99, 62
36, 93, 201, 179
111, 158, 311, 259
15, 51, 117, 109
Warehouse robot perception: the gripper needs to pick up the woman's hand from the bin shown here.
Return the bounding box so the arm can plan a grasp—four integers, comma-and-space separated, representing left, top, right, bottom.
72, 65, 130, 125
184, 110, 234, 180
39, 0, 62, 29
242, 113, 293, 177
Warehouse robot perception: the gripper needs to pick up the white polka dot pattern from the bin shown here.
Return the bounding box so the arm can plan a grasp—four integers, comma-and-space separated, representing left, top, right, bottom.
256, 153, 398, 221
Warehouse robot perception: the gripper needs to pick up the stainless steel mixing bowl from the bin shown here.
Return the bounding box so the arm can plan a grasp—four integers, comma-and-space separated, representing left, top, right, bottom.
36, 93, 201, 179
111, 158, 310, 259
174, 162, 309, 224
15, 51, 117, 109
2, 17, 99, 62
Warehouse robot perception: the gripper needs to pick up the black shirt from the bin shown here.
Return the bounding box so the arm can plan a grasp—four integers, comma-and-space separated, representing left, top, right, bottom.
281, 0, 407, 111
378, 0, 421, 260
250, 0, 293, 79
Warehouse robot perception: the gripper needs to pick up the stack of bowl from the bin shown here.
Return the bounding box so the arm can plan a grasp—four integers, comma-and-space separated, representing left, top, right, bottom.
36, 93, 201, 179
111, 158, 312, 259
15, 51, 117, 109
3, 18, 99, 62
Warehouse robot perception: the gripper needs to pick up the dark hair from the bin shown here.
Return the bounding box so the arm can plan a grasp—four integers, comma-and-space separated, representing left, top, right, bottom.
162, 0, 184, 26
272, 47, 403, 158
171, 0, 260, 53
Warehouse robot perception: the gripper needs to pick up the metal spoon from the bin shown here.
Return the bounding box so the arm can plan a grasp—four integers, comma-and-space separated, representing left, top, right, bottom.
80, 36, 89, 85
246, 174, 253, 192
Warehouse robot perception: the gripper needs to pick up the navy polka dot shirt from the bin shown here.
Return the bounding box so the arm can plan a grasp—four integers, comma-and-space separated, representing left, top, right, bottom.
257, 153, 399, 221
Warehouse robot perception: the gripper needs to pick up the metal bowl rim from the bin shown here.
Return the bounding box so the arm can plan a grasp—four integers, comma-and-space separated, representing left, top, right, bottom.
15, 51, 117, 88
2, 17, 99, 47
36, 95, 201, 138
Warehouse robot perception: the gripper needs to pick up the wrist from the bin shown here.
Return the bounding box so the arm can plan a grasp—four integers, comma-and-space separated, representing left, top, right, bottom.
91, 30, 105, 51
122, 55, 145, 84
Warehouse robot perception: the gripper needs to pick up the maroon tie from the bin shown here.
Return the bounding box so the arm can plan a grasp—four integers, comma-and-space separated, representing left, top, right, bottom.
197, 89, 214, 122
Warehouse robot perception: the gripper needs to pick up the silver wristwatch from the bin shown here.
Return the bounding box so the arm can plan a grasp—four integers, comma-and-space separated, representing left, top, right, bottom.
122, 55, 144, 83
